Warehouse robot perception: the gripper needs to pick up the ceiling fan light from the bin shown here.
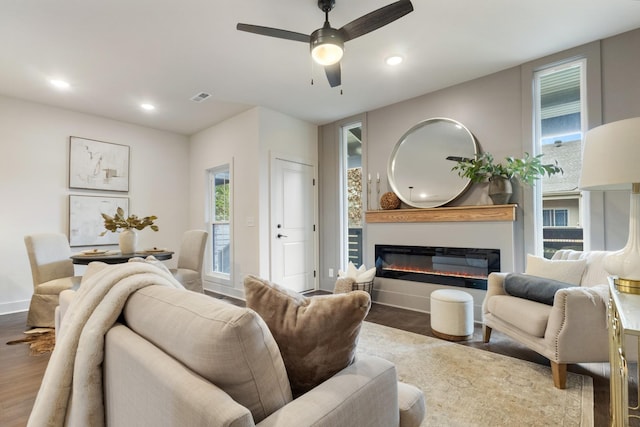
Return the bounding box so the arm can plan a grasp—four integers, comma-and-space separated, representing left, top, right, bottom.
311, 42, 343, 65
310, 26, 344, 66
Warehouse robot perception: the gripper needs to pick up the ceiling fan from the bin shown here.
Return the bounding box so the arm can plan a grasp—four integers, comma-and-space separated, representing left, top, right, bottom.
237, 0, 414, 88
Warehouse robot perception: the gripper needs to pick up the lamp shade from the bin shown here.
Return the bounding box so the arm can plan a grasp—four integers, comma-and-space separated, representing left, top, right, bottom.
579, 117, 640, 190
580, 117, 640, 292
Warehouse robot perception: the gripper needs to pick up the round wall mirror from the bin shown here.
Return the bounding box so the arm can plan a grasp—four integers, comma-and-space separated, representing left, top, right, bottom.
387, 117, 478, 208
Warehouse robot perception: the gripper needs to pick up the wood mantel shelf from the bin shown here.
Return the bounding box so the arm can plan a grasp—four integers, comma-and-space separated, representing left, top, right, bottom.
365, 204, 517, 223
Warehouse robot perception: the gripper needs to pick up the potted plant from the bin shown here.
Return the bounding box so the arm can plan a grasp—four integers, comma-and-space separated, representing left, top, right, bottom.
451, 152, 563, 204
99, 207, 159, 254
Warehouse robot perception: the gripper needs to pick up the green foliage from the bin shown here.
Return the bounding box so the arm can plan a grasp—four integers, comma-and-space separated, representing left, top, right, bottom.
99, 206, 158, 236
215, 182, 230, 221
451, 152, 563, 186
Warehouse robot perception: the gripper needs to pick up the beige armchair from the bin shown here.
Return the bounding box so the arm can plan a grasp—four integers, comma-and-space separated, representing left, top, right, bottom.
482, 250, 612, 389
170, 230, 208, 293
24, 233, 82, 327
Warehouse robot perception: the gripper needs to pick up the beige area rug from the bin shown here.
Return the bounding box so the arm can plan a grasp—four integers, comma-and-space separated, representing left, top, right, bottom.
357, 322, 594, 427
6, 328, 55, 356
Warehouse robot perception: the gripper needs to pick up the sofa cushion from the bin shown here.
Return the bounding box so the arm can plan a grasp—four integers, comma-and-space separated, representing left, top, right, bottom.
552, 250, 611, 287
244, 275, 371, 396
504, 273, 574, 305
487, 295, 552, 337
525, 254, 587, 285
123, 285, 292, 423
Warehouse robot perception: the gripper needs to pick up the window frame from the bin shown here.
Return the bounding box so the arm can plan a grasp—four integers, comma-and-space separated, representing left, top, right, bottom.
533, 58, 586, 255
543, 208, 569, 227
339, 120, 364, 270
206, 162, 233, 284
520, 41, 602, 268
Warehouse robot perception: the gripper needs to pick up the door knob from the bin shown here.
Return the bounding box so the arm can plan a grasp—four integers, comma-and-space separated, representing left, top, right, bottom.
277, 233, 288, 238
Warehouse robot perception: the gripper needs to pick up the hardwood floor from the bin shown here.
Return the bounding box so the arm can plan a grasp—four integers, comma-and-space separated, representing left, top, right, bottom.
1, 294, 615, 426
1, 312, 52, 427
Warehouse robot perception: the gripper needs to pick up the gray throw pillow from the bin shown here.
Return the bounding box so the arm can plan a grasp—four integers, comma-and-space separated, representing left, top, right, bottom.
504, 273, 574, 305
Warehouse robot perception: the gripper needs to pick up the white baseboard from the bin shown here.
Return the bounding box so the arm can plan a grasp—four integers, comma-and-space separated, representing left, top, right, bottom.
203, 283, 245, 300
0, 299, 29, 316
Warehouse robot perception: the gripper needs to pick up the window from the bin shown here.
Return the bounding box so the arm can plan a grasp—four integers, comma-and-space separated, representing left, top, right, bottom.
341, 122, 363, 268
534, 60, 585, 257
543, 209, 568, 227
208, 165, 231, 277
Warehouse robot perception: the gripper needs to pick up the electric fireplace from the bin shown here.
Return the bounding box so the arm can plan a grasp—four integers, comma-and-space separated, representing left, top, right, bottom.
374, 245, 500, 290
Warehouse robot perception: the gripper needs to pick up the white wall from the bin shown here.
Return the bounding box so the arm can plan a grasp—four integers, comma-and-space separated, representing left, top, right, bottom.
189, 107, 317, 298
0, 96, 189, 315
258, 108, 319, 279
189, 108, 260, 297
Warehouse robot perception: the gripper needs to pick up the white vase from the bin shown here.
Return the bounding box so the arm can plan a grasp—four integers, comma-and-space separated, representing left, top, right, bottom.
119, 229, 137, 254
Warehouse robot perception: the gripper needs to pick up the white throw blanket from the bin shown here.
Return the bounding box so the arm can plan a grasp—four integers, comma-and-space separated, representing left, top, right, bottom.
27, 258, 184, 427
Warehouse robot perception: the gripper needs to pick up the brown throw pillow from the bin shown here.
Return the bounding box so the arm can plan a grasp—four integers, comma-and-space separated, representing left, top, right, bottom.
243, 275, 371, 396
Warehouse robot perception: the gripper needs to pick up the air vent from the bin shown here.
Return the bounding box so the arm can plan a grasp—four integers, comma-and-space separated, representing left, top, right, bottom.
190, 92, 211, 103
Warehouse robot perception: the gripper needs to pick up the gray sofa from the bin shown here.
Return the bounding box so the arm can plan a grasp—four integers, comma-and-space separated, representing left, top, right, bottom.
57, 285, 425, 426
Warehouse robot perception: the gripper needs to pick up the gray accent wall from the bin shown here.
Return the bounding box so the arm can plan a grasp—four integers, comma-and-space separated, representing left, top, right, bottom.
318, 27, 640, 316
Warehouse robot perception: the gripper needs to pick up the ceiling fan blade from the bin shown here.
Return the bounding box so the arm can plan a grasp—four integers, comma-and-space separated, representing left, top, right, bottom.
236, 23, 310, 43
325, 63, 341, 87
338, 0, 414, 42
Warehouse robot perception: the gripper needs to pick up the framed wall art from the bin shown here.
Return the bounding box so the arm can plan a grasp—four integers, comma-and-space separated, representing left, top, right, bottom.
69, 136, 130, 192
69, 195, 129, 247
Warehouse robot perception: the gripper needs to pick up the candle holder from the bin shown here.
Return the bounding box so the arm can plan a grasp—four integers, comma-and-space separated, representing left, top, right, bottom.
367, 175, 372, 211
376, 175, 381, 210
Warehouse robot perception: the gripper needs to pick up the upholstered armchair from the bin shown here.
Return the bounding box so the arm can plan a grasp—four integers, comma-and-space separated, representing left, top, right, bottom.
170, 230, 208, 293
24, 233, 82, 327
482, 250, 613, 389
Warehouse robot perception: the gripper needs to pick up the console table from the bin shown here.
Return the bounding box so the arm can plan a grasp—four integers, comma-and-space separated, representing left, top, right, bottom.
608, 278, 640, 426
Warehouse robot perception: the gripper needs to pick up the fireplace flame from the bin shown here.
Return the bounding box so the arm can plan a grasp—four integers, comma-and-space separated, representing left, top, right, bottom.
383, 265, 487, 280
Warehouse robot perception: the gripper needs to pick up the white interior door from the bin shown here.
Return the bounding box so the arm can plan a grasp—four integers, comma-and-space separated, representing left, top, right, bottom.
271, 158, 315, 292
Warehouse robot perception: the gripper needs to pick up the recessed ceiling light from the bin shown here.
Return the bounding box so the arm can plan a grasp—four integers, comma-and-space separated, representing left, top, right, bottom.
385, 55, 403, 66
49, 79, 70, 89
140, 103, 155, 111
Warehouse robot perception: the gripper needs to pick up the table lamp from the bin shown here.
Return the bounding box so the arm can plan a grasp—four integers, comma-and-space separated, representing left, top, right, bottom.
579, 117, 640, 293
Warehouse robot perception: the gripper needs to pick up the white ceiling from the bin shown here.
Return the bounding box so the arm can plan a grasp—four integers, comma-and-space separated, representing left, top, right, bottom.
2, 0, 640, 136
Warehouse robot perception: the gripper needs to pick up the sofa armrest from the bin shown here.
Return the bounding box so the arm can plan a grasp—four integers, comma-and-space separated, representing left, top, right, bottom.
257, 354, 401, 427
105, 325, 255, 427
482, 272, 509, 316
543, 284, 609, 362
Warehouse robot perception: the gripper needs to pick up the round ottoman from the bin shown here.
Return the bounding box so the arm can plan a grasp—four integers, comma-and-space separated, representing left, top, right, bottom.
430, 289, 474, 341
